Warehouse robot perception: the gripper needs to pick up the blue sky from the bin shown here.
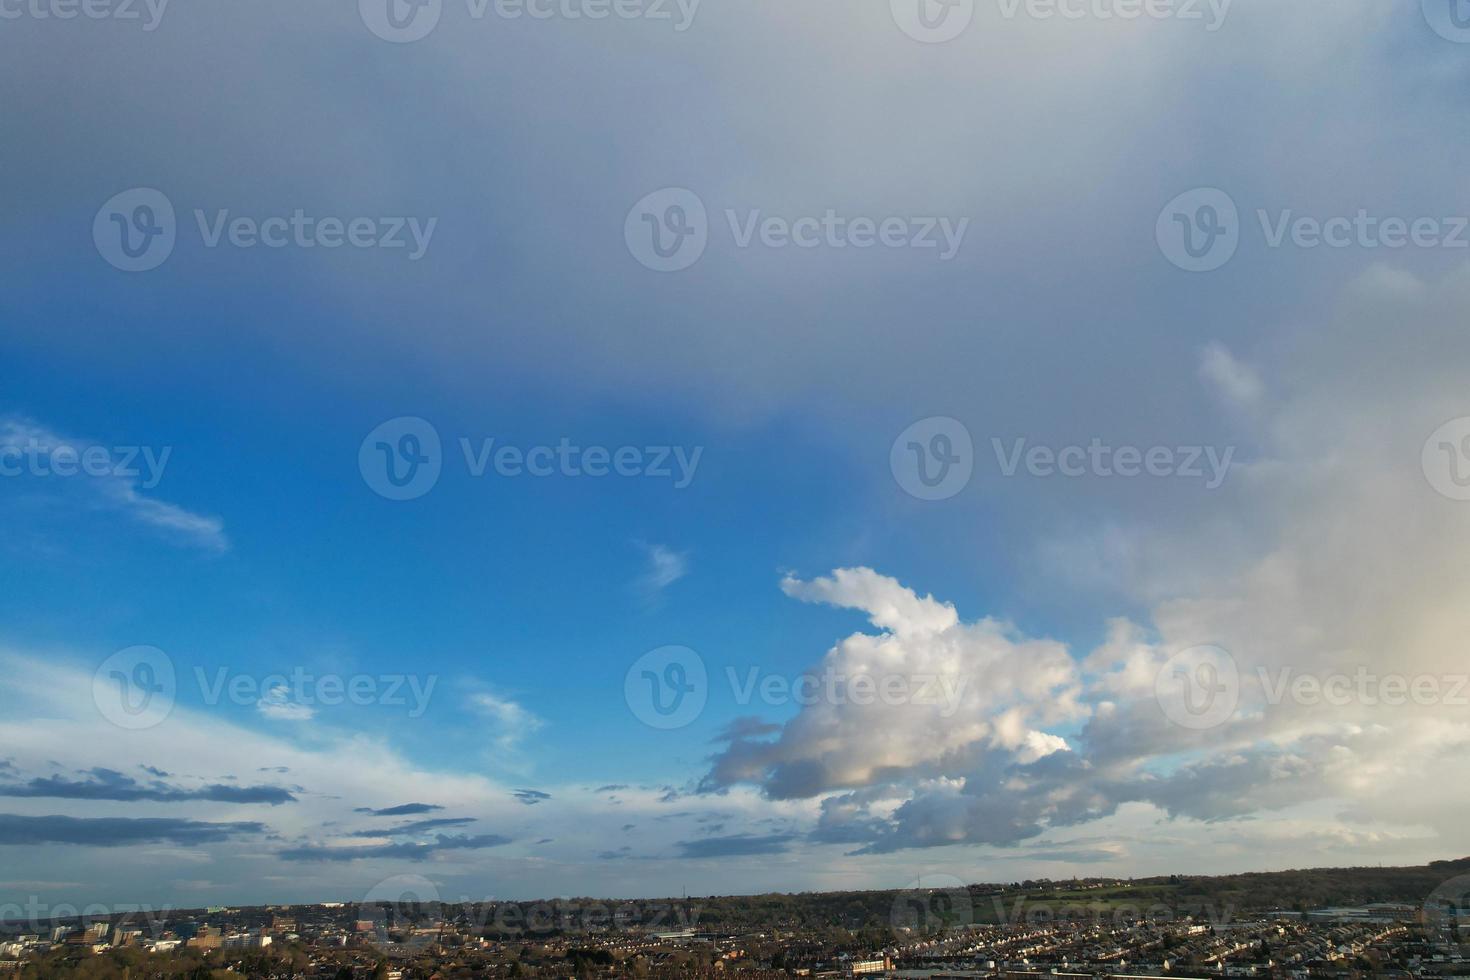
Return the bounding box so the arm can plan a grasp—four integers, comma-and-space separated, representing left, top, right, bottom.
3, 0, 1470, 911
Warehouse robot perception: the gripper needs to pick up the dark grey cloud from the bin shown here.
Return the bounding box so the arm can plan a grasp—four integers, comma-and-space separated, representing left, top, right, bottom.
352, 803, 443, 816
0, 813, 265, 847
348, 817, 477, 837
711, 716, 781, 743
139, 766, 171, 778
676, 833, 797, 859
594, 784, 628, 793
279, 833, 511, 862
513, 789, 550, 806
0, 768, 295, 805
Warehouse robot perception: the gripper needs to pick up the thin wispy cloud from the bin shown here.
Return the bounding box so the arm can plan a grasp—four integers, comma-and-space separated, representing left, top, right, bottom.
468, 691, 545, 752
633, 542, 689, 604
257, 684, 315, 722
0, 416, 227, 553
279, 833, 512, 863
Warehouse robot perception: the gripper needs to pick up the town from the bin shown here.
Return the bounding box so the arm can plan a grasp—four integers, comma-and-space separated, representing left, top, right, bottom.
3, 873, 1466, 980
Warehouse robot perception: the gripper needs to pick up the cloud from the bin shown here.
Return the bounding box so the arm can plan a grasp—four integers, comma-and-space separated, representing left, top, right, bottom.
675, 833, 797, 859
278, 833, 512, 862
1199, 342, 1265, 411
256, 685, 315, 722
0, 768, 296, 805
703, 568, 1082, 801
711, 717, 782, 743
353, 803, 444, 817
348, 817, 477, 837
634, 543, 689, 602
513, 789, 550, 806
0, 814, 265, 848
0, 416, 228, 553
468, 692, 545, 752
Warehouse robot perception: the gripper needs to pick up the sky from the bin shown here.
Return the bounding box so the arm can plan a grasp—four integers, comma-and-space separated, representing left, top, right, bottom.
2, 0, 1470, 914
